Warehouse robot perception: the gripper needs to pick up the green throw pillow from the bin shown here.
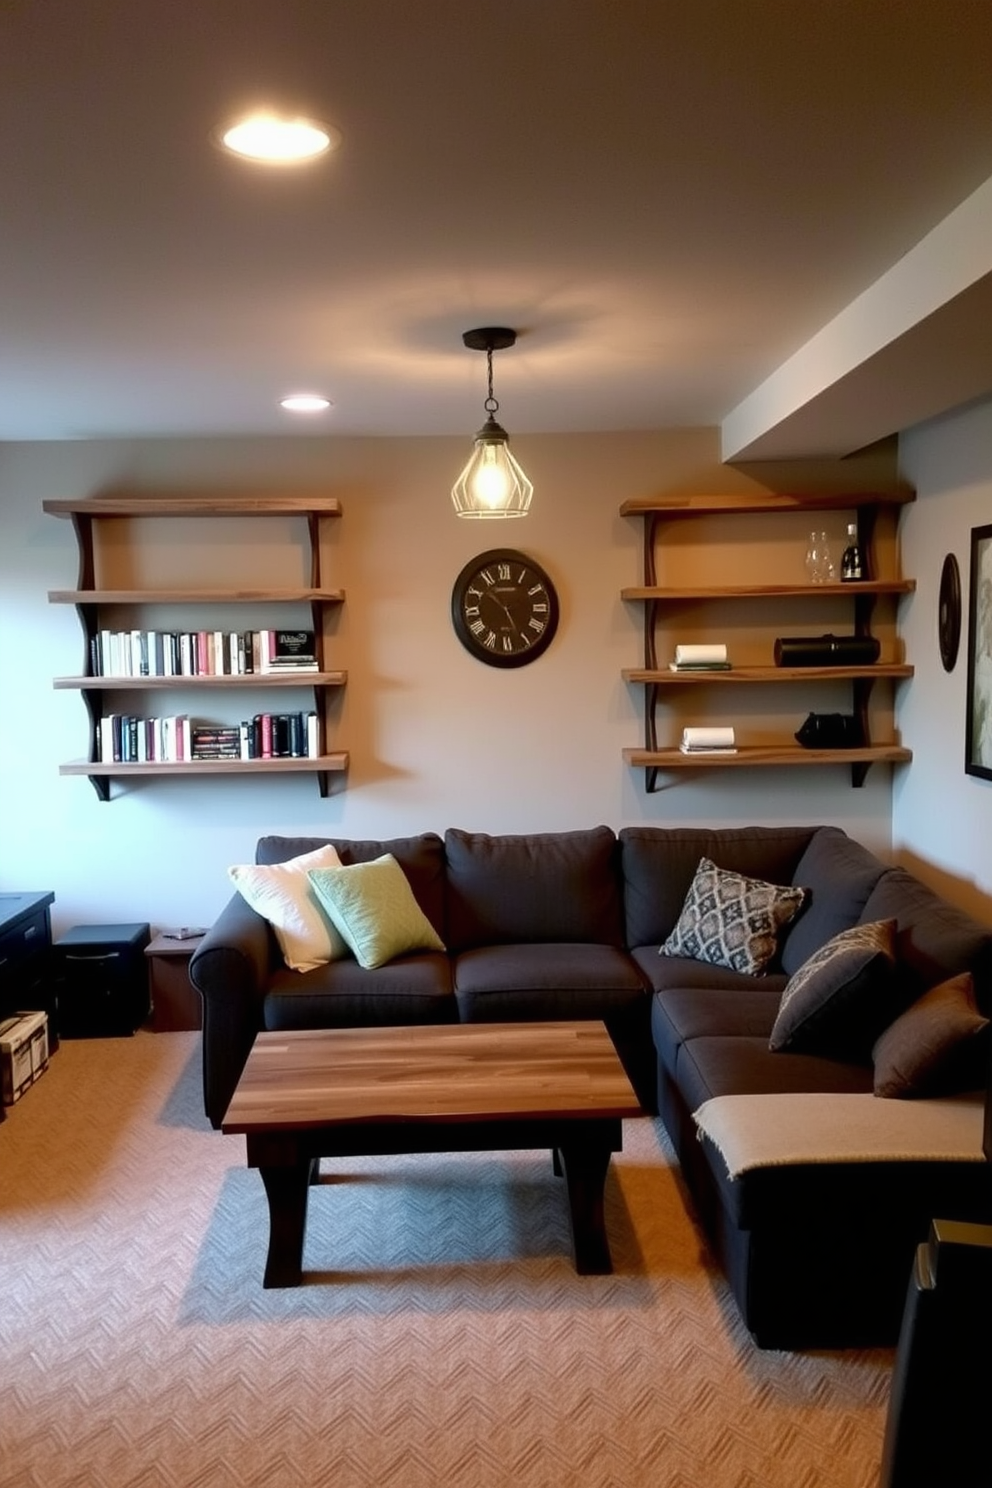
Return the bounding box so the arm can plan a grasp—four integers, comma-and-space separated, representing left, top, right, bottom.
308, 854, 445, 970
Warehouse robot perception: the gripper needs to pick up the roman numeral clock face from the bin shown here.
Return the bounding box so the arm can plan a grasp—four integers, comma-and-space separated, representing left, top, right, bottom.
451, 549, 560, 668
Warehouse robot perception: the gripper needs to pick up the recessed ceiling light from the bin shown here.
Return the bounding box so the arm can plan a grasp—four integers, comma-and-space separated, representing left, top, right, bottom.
280, 394, 333, 413
216, 113, 340, 163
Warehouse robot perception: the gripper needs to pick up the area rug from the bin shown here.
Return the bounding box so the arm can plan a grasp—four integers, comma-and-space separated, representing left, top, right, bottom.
0, 1031, 894, 1487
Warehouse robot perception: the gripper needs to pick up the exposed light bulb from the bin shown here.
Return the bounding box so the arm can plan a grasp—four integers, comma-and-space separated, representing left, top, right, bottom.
472, 447, 511, 509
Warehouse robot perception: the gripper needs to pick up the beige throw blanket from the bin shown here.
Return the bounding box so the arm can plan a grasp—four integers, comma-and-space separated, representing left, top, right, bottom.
693, 1091, 986, 1179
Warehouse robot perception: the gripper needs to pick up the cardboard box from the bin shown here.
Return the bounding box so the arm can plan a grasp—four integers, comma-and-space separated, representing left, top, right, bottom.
0, 1011, 50, 1104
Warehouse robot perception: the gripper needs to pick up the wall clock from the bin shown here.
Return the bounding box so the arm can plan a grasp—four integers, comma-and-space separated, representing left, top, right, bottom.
451, 548, 560, 667
938, 551, 961, 673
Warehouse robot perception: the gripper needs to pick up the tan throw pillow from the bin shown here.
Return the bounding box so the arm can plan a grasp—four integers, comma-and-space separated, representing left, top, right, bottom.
872, 972, 990, 1099
769, 918, 897, 1059
228, 844, 348, 971
661, 857, 808, 976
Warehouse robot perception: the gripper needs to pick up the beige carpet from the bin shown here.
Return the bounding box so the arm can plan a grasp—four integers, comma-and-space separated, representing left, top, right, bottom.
0, 1031, 894, 1487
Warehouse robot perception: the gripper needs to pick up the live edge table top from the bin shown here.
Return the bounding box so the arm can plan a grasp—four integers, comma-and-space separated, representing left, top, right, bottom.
222, 1020, 642, 1133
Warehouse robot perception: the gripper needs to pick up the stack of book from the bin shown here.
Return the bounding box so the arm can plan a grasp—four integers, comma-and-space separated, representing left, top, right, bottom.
669, 643, 731, 672
259, 631, 319, 674
190, 725, 242, 760
679, 726, 737, 755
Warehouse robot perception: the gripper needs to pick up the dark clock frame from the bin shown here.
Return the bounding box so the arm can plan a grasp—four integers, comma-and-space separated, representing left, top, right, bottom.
451, 548, 560, 668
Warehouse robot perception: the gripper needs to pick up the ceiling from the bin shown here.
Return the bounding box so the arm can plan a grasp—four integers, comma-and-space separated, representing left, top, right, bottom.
5, 0, 992, 456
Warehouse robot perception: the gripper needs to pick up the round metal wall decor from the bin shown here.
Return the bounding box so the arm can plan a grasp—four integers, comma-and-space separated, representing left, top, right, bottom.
938, 552, 961, 672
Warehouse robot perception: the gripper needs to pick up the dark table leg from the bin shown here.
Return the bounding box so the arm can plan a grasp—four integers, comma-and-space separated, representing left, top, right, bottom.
257, 1156, 317, 1287
556, 1142, 613, 1275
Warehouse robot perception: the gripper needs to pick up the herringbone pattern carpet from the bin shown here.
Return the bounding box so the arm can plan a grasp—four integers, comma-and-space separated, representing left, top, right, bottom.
0, 1032, 893, 1487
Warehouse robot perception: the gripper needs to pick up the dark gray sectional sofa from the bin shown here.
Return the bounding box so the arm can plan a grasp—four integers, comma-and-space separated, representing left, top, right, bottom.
190, 822, 992, 1349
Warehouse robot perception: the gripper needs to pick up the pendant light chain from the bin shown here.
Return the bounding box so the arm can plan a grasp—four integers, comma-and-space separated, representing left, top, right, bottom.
485, 346, 499, 417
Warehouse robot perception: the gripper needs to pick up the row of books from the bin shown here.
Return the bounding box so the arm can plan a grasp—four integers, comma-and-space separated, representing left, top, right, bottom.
90, 629, 319, 678
98, 712, 322, 763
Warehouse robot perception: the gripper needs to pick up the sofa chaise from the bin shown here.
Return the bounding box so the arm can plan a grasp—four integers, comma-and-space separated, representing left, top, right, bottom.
190, 822, 992, 1348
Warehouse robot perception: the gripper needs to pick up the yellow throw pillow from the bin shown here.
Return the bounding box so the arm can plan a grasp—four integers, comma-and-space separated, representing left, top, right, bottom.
308, 854, 445, 970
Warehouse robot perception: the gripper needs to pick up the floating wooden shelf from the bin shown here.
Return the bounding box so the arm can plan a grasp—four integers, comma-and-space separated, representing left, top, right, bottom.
623, 664, 914, 685
621, 491, 915, 792
624, 743, 913, 790
621, 580, 915, 602
58, 754, 349, 803
53, 672, 347, 690
45, 495, 348, 799
618, 491, 915, 518
49, 588, 345, 605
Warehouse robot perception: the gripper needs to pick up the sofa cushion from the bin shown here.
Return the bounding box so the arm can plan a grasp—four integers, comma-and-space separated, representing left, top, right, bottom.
632, 946, 788, 996
676, 1034, 874, 1114
452, 942, 645, 1021
872, 973, 990, 1099
308, 855, 446, 970
263, 953, 455, 1030
860, 867, 992, 1010
779, 827, 888, 976
444, 826, 623, 951
619, 826, 816, 951
661, 857, 807, 976
228, 844, 347, 971
256, 833, 447, 941
769, 919, 897, 1060
651, 985, 783, 1079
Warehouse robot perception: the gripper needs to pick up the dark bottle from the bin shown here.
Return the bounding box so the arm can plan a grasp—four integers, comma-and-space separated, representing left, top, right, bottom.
841, 522, 864, 582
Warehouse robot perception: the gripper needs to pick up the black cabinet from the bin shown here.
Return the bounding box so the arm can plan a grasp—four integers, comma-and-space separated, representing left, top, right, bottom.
54, 923, 151, 1037
0, 891, 56, 1033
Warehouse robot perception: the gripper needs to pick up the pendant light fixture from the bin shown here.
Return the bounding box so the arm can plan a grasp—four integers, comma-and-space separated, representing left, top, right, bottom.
451, 327, 533, 518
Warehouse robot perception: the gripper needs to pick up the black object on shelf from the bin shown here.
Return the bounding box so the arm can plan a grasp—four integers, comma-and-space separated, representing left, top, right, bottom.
53, 922, 151, 1037
774, 633, 881, 667
794, 712, 864, 749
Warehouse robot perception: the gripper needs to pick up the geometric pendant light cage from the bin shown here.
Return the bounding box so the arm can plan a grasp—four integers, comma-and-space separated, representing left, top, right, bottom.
451, 327, 533, 518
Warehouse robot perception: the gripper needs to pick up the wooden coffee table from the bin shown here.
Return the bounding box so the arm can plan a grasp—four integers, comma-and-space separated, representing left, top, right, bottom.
221, 1020, 642, 1287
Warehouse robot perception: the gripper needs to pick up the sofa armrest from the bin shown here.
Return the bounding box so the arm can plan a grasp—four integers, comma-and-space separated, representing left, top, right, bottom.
189, 892, 276, 1128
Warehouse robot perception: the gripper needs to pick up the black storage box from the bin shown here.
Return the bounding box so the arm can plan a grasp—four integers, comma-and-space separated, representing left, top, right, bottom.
54, 923, 151, 1037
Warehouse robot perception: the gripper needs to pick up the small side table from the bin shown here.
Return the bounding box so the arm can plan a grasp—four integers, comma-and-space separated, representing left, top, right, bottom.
145, 933, 204, 1031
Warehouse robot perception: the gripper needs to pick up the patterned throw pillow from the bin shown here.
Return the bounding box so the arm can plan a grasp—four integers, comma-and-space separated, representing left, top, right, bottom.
769, 918, 897, 1058
660, 857, 808, 976
872, 972, 990, 1098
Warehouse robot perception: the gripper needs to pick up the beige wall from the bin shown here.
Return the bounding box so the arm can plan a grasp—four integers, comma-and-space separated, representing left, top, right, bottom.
0, 429, 905, 935
897, 398, 992, 922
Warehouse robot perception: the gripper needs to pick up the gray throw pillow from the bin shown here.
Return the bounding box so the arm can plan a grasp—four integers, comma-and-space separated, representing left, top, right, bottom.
769, 919, 897, 1058
661, 857, 808, 976
872, 972, 989, 1098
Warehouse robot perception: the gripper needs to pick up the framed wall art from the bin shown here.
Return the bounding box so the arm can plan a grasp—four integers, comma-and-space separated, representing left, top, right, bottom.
965, 524, 992, 779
